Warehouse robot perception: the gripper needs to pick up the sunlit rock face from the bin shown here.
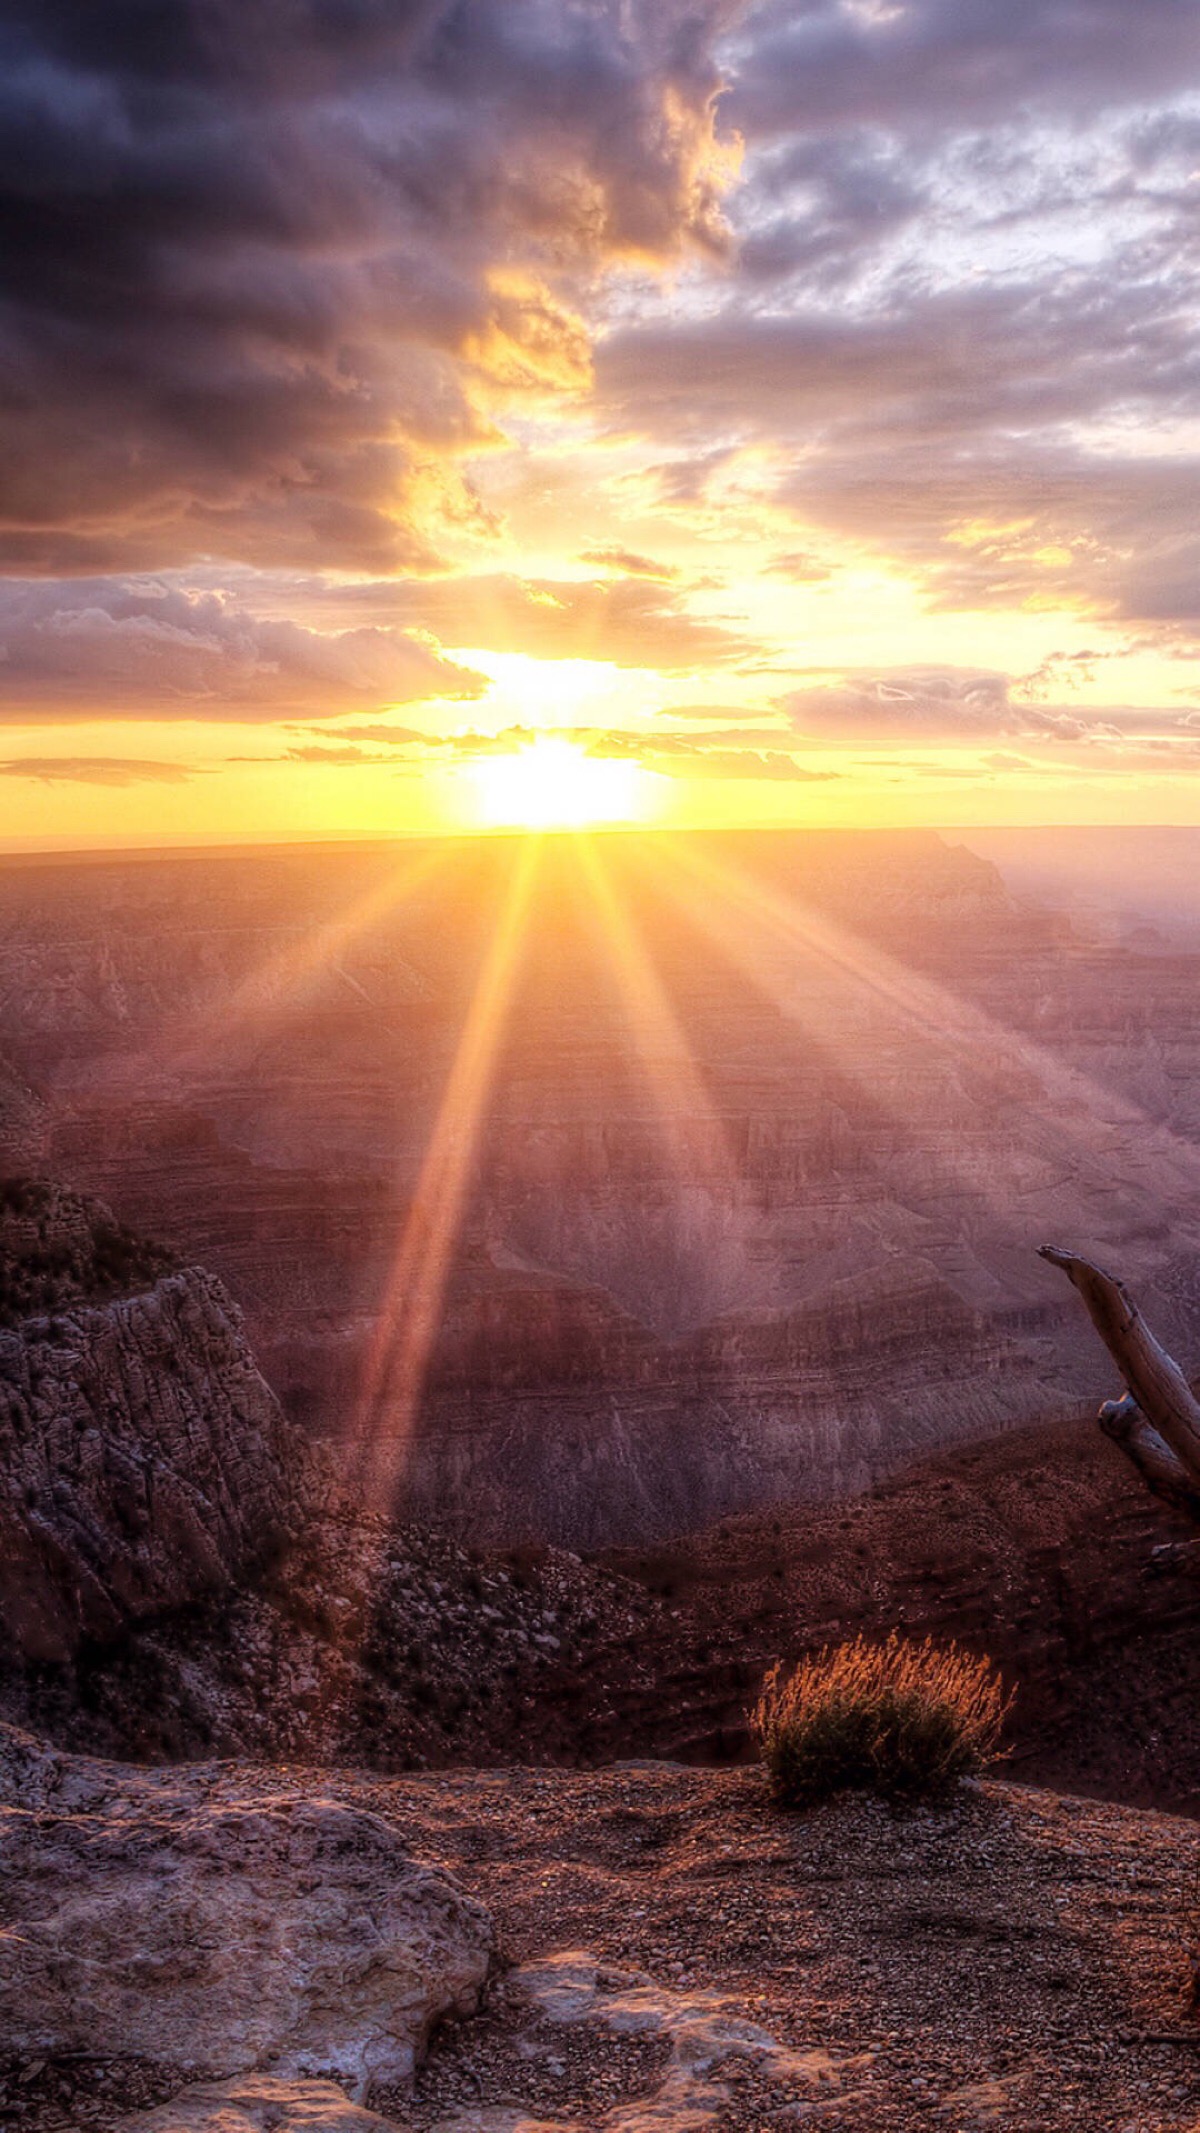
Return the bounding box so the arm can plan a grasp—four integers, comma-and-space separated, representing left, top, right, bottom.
0, 1723, 495, 2099
2, 828, 1199, 1545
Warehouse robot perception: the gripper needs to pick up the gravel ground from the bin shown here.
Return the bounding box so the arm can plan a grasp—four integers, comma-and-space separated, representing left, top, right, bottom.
374, 1762, 1200, 2132
7, 1760, 1200, 2132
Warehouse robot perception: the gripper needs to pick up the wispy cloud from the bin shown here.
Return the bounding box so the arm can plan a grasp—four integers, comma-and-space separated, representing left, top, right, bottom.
0, 756, 195, 785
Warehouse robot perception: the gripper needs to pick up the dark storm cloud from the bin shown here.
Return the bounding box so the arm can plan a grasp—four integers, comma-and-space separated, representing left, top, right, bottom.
0, 578, 483, 718
0, 0, 736, 574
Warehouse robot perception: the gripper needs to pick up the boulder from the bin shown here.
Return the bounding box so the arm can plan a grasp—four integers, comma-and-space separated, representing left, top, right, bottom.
0, 1726, 494, 2100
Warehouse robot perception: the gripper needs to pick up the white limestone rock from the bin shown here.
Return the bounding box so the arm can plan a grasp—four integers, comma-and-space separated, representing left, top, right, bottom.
0, 1728, 494, 2101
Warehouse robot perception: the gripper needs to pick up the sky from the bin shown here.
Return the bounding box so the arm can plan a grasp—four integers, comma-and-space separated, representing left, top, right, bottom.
3, 0, 1200, 847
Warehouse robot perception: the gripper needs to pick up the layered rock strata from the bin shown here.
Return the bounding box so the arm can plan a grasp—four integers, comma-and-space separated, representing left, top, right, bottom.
3, 830, 1200, 1543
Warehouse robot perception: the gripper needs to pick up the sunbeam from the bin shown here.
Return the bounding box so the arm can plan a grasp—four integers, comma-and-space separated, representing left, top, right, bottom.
347, 836, 542, 1500
60, 840, 455, 1114
575, 836, 736, 1190
649, 836, 1200, 1278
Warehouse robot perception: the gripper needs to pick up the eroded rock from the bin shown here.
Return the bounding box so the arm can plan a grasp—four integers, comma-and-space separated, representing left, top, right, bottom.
426, 1950, 872, 2132
0, 1727, 495, 2100
0, 1265, 314, 1660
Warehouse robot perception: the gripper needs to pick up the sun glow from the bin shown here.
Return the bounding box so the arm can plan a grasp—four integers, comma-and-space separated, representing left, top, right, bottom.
468, 737, 655, 830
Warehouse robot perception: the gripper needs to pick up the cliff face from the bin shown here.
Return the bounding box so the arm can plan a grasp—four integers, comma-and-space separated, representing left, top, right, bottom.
3, 829, 1200, 1545
0, 1053, 47, 1170
0, 1266, 309, 1662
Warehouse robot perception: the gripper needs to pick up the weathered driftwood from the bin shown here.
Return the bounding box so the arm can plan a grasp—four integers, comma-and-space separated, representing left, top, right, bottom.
1038, 1245, 1200, 1522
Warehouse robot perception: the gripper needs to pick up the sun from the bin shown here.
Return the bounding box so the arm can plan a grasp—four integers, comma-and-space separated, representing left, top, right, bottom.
467, 736, 655, 830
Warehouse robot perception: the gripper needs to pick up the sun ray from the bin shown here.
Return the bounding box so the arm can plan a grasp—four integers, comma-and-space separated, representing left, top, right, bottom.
649, 836, 1200, 1259
347, 835, 542, 1501
179, 846, 452, 1050
71, 841, 455, 1106
574, 835, 736, 1190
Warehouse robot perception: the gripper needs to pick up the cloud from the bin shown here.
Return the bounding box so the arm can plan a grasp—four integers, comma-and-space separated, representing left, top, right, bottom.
0, 755, 194, 785
588, 19, 1200, 656
0, 0, 737, 575
578, 547, 680, 580
782, 664, 1200, 755
728, 0, 1200, 141
283, 744, 394, 766
289, 722, 438, 746
660, 701, 789, 723
0, 578, 484, 718
763, 551, 834, 583
784, 667, 1020, 742
599, 269, 1200, 639
644, 745, 835, 782
776, 442, 1200, 634
434, 723, 835, 782
8, 0, 1200, 765
413, 574, 750, 666
260, 571, 752, 668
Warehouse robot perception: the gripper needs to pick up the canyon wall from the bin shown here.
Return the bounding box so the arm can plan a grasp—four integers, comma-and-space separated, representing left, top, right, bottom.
0, 1259, 309, 1661
2, 829, 1199, 1544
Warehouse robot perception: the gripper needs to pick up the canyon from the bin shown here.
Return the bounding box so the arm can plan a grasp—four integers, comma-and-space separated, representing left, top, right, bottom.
5, 829, 1200, 2132
2, 828, 1199, 1546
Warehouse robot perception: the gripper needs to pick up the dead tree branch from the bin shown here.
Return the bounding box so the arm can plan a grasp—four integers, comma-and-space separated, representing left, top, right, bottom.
1038, 1245, 1200, 1522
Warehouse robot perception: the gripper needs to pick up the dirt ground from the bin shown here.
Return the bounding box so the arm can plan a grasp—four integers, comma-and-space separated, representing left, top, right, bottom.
10, 1757, 1200, 2133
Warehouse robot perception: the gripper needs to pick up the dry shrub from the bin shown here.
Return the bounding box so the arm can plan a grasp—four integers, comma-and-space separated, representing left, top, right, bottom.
751, 1631, 1011, 1807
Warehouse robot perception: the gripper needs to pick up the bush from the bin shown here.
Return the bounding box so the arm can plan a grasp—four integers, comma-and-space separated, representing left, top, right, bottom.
750, 1631, 1011, 1808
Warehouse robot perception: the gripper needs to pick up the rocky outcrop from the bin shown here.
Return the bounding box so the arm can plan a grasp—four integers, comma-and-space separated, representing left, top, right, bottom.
420, 1950, 873, 2132
0, 1723, 495, 2102
0, 1266, 311, 1661
0, 1176, 176, 1326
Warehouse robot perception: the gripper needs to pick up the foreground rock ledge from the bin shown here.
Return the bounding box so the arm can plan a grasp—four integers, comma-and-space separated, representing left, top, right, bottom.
0, 1724, 494, 2099
120, 2075, 397, 2133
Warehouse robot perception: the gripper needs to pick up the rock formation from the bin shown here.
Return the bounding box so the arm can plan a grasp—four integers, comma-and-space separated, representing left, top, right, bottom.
0, 1255, 312, 1662
0, 1721, 494, 2102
